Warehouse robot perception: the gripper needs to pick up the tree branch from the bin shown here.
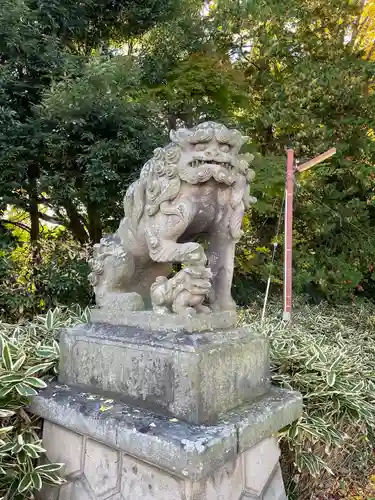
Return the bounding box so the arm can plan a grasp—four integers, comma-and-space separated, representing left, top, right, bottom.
366, 40, 375, 60
2, 220, 31, 232
38, 212, 67, 226
351, 0, 367, 48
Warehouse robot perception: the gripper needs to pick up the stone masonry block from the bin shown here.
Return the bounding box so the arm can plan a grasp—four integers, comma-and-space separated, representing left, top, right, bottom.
33, 386, 301, 500
262, 464, 287, 500
58, 323, 270, 424
90, 309, 238, 333
66, 481, 94, 500
35, 485, 59, 500
244, 436, 280, 495
84, 439, 120, 498
121, 452, 245, 500
230, 388, 303, 454
192, 457, 244, 500
58, 483, 73, 500
31, 384, 302, 483
43, 421, 83, 477
121, 453, 186, 500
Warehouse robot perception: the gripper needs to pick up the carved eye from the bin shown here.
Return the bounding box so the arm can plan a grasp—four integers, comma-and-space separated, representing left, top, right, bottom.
194, 143, 206, 151
220, 144, 230, 153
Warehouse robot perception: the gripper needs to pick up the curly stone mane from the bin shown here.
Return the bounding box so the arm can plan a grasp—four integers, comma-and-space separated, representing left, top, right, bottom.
123, 121, 255, 233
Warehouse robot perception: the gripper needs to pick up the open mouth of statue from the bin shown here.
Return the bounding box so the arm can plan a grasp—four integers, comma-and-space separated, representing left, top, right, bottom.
189, 159, 233, 169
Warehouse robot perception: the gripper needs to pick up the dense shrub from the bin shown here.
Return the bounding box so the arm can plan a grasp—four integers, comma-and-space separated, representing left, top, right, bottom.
0, 236, 92, 320
241, 302, 375, 499
0, 307, 89, 498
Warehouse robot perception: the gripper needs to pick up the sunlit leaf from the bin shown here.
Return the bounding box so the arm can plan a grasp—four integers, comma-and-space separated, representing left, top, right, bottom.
2, 344, 13, 371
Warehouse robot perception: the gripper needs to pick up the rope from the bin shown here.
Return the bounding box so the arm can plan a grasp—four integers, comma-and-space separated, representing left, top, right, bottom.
261, 191, 285, 324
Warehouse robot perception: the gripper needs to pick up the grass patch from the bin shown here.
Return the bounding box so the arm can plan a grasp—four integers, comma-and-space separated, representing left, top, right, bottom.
241, 301, 375, 499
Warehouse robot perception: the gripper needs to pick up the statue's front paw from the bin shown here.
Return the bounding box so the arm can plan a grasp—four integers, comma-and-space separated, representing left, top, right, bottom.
195, 304, 211, 314
153, 305, 170, 315
185, 245, 207, 265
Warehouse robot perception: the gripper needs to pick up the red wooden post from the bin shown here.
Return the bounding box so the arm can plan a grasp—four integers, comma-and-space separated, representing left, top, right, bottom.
261, 147, 335, 323
283, 148, 294, 321
281, 147, 335, 321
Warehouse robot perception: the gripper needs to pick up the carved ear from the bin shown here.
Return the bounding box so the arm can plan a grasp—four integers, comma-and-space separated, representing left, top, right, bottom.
238, 153, 254, 164
228, 130, 249, 152
170, 128, 192, 145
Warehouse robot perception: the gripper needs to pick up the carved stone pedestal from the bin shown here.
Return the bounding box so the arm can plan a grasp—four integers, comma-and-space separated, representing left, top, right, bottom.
58, 323, 270, 424
31, 321, 302, 500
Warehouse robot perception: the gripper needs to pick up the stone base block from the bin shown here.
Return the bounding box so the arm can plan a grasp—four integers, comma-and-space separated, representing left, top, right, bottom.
90, 309, 238, 333
31, 384, 302, 500
59, 323, 270, 424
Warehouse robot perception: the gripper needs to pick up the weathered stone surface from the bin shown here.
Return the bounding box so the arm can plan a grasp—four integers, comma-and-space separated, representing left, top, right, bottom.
42, 421, 83, 476
67, 481, 93, 500
30, 384, 301, 482
98, 291, 145, 312
58, 483, 74, 500
262, 465, 287, 500
121, 453, 186, 500
227, 387, 303, 454
88, 122, 256, 316
59, 323, 270, 424
84, 439, 120, 497
244, 437, 280, 495
193, 457, 244, 500
36, 485, 59, 500
90, 308, 237, 332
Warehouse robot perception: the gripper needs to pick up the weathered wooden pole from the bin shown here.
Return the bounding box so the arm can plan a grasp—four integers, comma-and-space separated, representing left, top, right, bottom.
282, 147, 336, 322
283, 148, 294, 321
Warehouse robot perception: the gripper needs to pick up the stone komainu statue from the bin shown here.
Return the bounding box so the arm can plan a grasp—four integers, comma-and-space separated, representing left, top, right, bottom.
89, 121, 256, 316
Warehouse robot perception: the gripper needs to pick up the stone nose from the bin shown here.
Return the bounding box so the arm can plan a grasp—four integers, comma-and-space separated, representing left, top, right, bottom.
204, 149, 225, 162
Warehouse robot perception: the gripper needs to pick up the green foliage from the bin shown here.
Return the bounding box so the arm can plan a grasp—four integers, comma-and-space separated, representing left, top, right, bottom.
0, 0, 181, 247
0, 306, 89, 498
0, 235, 92, 320
207, 0, 375, 302
2, 0, 375, 306
38, 56, 166, 240
150, 51, 248, 127
139, 0, 375, 303
241, 301, 375, 499
140, 0, 249, 128
31, 0, 182, 52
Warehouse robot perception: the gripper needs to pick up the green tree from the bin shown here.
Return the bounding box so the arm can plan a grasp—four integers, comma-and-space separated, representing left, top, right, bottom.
38, 57, 166, 242
208, 0, 375, 301
0, 0, 181, 246
0, 0, 66, 247
139, 0, 248, 129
